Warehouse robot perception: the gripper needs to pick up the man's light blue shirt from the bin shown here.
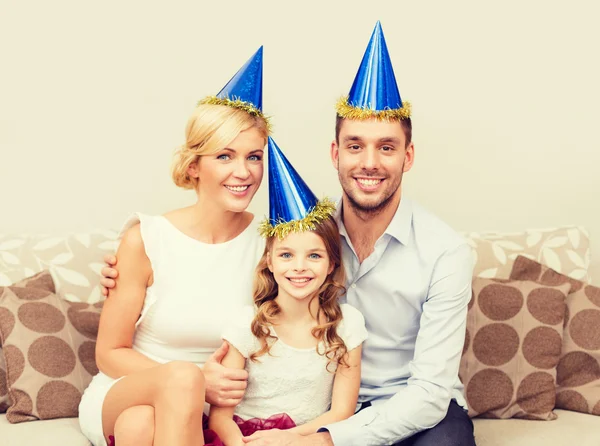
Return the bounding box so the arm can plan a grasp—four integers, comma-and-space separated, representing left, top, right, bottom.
324, 197, 473, 446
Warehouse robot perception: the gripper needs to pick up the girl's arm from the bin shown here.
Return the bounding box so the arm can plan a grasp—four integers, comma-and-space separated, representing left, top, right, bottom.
208, 343, 247, 446
95, 224, 160, 378
290, 345, 363, 435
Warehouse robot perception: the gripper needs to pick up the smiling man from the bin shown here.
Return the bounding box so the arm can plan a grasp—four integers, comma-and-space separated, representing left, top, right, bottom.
243, 22, 476, 446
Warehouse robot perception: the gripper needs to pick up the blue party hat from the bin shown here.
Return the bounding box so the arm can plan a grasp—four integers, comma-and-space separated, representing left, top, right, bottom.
260, 137, 335, 239
336, 21, 411, 120
199, 47, 269, 126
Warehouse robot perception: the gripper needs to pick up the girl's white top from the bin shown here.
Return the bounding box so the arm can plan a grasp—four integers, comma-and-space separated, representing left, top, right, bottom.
125, 213, 265, 366
223, 303, 368, 425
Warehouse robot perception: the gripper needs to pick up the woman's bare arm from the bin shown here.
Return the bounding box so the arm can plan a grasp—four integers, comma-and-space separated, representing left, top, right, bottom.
95, 224, 160, 378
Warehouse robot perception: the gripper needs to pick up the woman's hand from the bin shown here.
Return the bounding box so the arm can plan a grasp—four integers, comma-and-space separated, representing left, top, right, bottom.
100, 254, 118, 296
203, 342, 249, 407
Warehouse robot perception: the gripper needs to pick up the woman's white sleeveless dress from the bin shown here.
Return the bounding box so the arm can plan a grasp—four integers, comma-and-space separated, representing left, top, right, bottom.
78, 213, 264, 446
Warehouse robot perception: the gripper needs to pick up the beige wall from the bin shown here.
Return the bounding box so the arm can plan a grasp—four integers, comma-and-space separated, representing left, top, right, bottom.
1, 0, 599, 279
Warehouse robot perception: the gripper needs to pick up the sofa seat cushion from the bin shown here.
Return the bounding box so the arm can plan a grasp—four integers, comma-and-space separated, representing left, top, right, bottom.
0, 414, 91, 446
1, 410, 599, 446
473, 409, 600, 446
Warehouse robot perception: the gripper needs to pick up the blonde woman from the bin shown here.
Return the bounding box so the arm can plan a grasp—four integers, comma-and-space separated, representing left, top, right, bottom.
79, 50, 270, 446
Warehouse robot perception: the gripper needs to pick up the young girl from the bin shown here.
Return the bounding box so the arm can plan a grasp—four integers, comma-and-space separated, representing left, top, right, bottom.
208, 137, 367, 446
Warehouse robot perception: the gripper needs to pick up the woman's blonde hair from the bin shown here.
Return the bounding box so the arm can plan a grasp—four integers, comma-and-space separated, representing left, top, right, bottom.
171, 104, 269, 190
250, 216, 349, 370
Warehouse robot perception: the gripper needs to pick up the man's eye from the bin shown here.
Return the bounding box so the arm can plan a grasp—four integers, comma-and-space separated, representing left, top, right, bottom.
349, 145, 361, 150
381, 146, 393, 152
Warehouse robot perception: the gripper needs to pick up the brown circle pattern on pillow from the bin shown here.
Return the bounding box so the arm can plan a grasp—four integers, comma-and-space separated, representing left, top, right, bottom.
36, 381, 82, 420
0, 271, 58, 414
556, 390, 589, 413
459, 277, 570, 420
478, 284, 523, 321
569, 309, 600, 350
472, 323, 519, 366
509, 255, 600, 416
0, 271, 103, 422
556, 351, 600, 387
79, 341, 99, 376
466, 368, 514, 414
67, 301, 102, 340
517, 372, 556, 414
586, 286, 600, 307
527, 288, 565, 325
522, 326, 562, 369
29, 337, 76, 378
18, 302, 65, 333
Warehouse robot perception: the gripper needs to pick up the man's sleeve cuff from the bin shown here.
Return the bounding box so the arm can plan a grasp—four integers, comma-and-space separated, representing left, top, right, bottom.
318, 407, 377, 446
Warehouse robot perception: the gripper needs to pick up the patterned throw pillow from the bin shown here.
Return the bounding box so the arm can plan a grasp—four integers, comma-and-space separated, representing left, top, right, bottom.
0, 271, 56, 413
463, 226, 591, 283
510, 255, 600, 415
0, 231, 119, 303
460, 277, 570, 420
0, 272, 103, 423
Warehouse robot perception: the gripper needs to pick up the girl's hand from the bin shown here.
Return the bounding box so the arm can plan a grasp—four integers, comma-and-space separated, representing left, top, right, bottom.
203, 342, 249, 406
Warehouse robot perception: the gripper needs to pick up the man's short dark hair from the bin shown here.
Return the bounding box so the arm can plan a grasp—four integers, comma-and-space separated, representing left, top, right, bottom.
335, 115, 412, 147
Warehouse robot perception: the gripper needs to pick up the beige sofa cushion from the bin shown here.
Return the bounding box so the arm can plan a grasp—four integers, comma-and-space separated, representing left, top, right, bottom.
0, 414, 91, 446
463, 226, 591, 282
0, 232, 118, 303
473, 409, 600, 446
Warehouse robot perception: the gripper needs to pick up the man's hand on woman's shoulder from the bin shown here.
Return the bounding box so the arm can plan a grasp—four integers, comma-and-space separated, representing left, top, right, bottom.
100, 253, 118, 296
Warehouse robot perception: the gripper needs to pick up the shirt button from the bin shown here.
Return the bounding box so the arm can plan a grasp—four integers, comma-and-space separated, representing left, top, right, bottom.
351, 283, 357, 289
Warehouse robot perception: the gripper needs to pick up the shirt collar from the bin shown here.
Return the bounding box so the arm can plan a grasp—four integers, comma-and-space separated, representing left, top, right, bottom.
334, 197, 413, 245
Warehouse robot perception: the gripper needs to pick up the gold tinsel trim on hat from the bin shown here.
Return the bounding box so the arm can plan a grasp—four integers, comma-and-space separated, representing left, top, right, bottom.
259, 199, 337, 240
198, 96, 272, 132
335, 96, 411, 120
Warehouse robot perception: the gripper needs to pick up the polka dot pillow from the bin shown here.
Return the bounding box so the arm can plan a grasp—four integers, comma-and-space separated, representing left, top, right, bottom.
0, 271, 56, 413
459, 277, 570, 420
510, 255, 600, 416
0, 270, 103, 423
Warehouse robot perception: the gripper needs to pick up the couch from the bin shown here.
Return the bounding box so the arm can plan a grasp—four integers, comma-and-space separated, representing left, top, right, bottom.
1, 226, 599, 446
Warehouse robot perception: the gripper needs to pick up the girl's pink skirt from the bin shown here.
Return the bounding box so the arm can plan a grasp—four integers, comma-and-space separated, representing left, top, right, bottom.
204, 413, 296, 445
108, 413, 296, 446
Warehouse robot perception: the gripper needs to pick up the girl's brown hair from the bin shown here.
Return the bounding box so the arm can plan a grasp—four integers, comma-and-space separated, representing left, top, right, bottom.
250, 215, 348, 369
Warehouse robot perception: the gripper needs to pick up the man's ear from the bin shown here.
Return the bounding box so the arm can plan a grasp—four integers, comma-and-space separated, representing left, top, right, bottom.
403, 142, 415, 173
330, 140, 340, 171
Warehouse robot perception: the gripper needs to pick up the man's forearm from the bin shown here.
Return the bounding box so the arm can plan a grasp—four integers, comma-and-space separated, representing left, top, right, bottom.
304, 431, 334, 446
